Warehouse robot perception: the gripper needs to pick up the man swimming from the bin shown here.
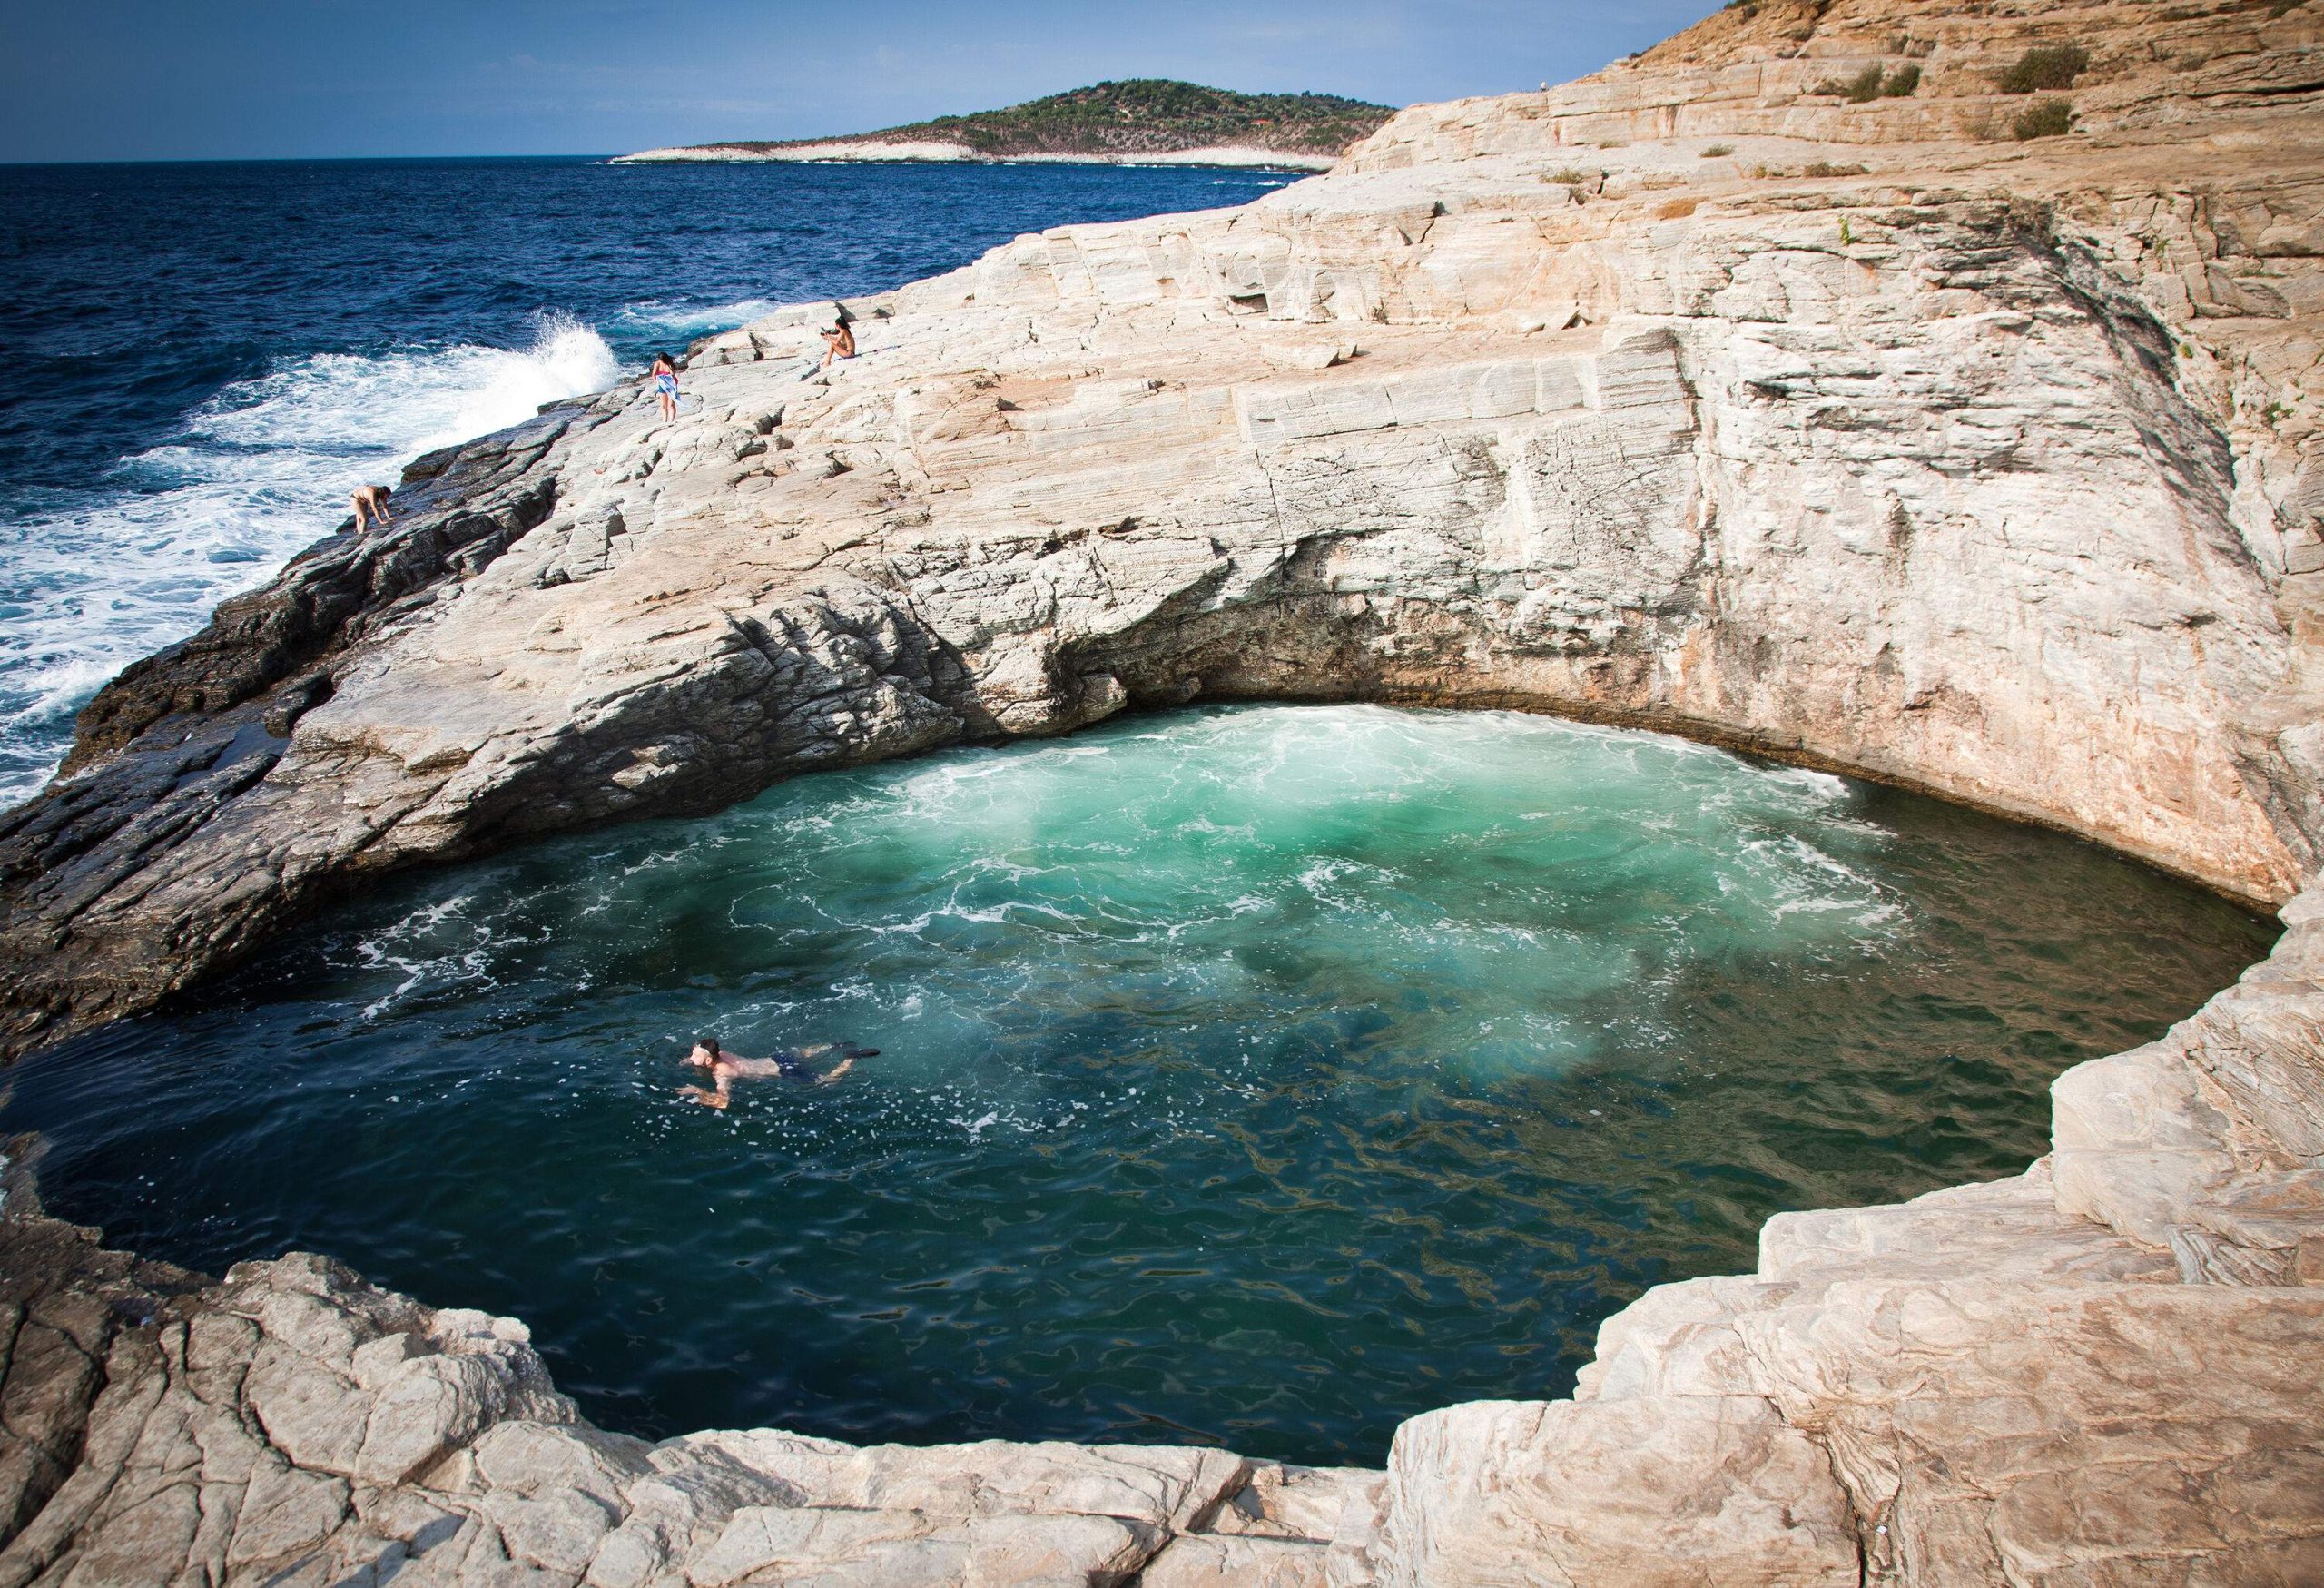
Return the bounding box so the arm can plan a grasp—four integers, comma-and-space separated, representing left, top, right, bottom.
678, 1035, 875, 1108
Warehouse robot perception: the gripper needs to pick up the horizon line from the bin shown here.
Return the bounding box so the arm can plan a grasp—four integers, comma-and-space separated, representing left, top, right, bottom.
0, 152, 625, 169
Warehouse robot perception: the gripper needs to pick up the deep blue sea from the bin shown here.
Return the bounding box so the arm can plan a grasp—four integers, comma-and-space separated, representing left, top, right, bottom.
0, 156, 1293, 804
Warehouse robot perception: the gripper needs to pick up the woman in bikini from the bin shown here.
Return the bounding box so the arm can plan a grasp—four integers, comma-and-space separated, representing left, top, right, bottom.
819, 316, 855, 369
647, 351, 680, 421
350, 484, 393, 531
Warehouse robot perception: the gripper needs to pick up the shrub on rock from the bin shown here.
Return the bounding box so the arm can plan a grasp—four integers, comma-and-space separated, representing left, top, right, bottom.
2002, 44, 2089, 94
1815, 64, 1920, 102
2013, 98, 2075, 139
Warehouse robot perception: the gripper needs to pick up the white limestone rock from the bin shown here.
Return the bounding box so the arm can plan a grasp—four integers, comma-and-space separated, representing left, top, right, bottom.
5, 0, 2324, 1583
1375, 1396, 1858, 1587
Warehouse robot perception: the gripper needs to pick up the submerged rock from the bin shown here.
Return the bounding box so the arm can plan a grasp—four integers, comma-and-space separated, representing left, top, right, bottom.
3, 0, 2323, 1580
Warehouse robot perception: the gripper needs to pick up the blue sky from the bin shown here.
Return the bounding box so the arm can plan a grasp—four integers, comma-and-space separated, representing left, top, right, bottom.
0, 1, 1718, 162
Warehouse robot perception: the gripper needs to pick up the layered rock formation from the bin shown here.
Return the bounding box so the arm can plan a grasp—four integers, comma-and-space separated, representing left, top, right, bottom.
11, 0, 2324, 1055
4, 0, 2323, 1580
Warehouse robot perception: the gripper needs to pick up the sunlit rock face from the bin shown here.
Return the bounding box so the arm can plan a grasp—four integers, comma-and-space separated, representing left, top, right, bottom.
3, 0, 2323, 1581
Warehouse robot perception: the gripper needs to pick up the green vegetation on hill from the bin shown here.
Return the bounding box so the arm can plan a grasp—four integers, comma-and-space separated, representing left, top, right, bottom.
709, 79, 1395, 159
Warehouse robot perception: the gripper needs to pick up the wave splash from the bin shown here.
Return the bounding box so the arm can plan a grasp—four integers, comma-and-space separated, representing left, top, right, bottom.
0, 315, 624, 808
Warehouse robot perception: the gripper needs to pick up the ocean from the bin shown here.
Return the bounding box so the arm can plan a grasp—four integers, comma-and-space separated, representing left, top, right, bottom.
0, 155, 1294, 805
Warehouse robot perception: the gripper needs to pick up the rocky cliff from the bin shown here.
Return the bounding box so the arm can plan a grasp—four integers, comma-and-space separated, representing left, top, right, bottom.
3, 0, 2322, 1581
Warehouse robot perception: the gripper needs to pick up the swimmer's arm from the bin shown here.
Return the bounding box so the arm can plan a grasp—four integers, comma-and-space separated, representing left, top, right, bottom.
678, 1068, 735, 1108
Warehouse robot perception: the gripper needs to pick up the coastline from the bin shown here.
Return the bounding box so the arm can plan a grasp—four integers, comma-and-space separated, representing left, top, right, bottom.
4, 0, 2323, 1580
610, 140, 1338, 170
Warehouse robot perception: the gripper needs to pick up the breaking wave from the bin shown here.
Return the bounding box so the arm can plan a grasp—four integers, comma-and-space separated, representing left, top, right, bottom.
0, 314, 623, 806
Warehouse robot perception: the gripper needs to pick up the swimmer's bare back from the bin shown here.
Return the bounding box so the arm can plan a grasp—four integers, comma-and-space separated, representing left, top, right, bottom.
677, 1041, 877, 1107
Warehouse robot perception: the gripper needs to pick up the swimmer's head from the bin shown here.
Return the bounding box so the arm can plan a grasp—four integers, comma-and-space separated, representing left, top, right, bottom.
688, 1035, 720, 1067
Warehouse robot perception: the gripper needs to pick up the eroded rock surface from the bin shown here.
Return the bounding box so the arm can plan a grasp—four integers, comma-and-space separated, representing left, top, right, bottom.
1379, 879, 2324, 1584
0, 1153, 1381, 1588
3, 0, 2323, 1581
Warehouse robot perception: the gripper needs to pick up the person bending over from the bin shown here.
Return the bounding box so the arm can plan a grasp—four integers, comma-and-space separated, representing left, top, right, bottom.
678, 1035, 875, 1108
351, 483, 394, 531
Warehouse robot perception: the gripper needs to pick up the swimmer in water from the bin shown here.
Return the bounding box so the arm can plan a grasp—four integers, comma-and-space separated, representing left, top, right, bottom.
678, 1035, 876, 1109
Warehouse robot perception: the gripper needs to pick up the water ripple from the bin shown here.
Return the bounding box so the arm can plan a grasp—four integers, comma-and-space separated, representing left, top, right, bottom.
0, 704, 2274, 1465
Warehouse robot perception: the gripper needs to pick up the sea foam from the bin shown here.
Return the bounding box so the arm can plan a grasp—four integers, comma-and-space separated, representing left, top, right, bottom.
0, 314, 622, 807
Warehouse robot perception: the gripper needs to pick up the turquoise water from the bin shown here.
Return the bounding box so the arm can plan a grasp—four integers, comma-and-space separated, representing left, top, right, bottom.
3, 705, 2273, 1464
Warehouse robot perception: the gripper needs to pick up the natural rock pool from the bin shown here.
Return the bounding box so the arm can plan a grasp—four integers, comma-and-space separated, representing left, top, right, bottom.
3, 705, 2274, 1465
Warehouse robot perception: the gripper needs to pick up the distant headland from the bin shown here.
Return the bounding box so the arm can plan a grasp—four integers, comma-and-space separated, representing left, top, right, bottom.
613, 78, 1396, 170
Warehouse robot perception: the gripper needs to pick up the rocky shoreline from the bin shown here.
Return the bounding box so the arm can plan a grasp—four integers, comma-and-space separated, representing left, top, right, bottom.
611, 143, 1339, 171
4, 0, 2323, 1580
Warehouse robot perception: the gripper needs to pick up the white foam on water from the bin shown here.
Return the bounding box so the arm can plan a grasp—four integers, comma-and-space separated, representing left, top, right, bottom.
1761, 765, 1854, 802
350, 894, 507, 1020
0, 314, 624, 808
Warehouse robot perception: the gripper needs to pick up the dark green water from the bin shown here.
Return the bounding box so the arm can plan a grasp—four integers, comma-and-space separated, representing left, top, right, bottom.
1, 705, 2273, 1464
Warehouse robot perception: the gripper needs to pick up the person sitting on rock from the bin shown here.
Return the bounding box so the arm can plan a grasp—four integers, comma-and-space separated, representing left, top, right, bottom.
819, 312, 856, 369
351, 483, 394, 531
678, 1035, 875, 1108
